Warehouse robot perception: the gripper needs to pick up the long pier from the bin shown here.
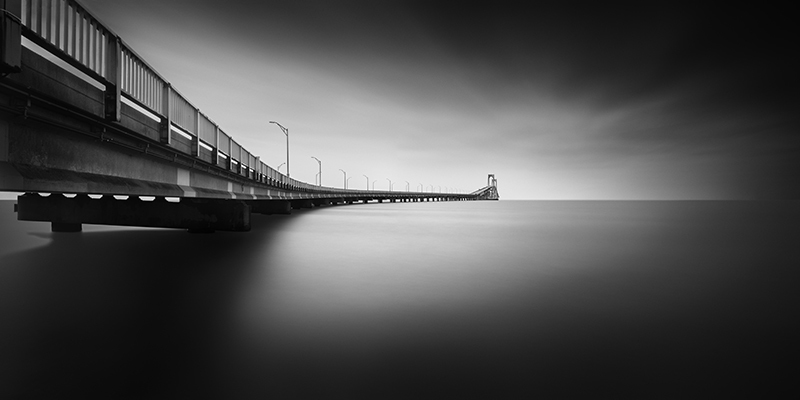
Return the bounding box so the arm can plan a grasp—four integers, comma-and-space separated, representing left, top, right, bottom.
1, 0, 498, 232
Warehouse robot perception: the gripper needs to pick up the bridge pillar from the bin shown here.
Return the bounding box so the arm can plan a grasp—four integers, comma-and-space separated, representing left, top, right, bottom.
16, 193, 251, 232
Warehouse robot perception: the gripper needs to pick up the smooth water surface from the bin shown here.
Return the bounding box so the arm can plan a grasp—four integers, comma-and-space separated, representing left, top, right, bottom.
1, 200, 798, 398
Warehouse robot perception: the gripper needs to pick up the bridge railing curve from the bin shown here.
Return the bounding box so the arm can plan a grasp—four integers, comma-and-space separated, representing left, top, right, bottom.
8, 0, 485, 200
16, 0, 302, 190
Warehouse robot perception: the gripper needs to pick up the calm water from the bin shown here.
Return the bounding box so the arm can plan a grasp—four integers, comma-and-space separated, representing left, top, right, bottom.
0, 200, 797, 398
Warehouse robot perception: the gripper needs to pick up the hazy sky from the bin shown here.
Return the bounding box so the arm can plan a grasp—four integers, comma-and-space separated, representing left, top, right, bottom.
73, 1, 797, 199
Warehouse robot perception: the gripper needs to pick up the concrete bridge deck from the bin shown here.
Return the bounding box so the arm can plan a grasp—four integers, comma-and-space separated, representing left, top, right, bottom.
1, 0, 498, 232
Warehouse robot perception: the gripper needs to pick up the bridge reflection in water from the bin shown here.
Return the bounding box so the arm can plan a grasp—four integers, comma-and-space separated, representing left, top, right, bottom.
0, 0, 498, 232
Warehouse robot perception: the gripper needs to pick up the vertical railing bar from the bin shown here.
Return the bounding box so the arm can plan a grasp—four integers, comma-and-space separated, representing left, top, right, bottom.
100, 31, 106, 78
120, 50, 125, 91
161, 83, 172, 145
150, 72, 155, 110
21, 0, 28, 27
157, 77, 163, 112
63, 2, 68, 55
95, 27, 101, 75
48, 0, 54, 43
52, 0, 58, 43
214, 124, 220, 166
80, 10, 86, 65
138, 60, 143, 101
44, 0, 49, 37
28, 0, 34, 30
94, 24, 99, 74
140, 62, 145, 104
125, 51, 131, 93
41, 0, 47, 39
47, 0, 53, 40
61, 0, 67, 50
149, 72, 154, 110
129, 54, 134, 95
67, 3, 73, 57
82, 11, 88, 65
54, 0, 60, 45
50, 0, 56, 42
193, 109, 200, 157
87, 19, 94, 71
134, 58, 138, 100
42, 0, 49, 41
54, 0, 62, 49
71, 6, 77, 62
74, 8, 80, 63
153, 76, 159, 112
34, 0, 42, 35
228, 136, 233, 171
72, 4, 78, 59
125, 54, 130, 95
75, 8, 82, 63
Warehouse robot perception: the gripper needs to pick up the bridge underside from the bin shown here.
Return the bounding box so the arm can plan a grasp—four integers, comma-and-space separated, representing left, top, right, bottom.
1, 35, 495, 232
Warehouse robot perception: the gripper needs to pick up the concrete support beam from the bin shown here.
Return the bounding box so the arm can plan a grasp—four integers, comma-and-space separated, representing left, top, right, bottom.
16, 193, 251, 232
249, 200, 291, 215
291, 199, 313, 209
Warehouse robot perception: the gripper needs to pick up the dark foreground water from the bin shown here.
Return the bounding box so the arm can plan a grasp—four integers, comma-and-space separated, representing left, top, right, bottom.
0, 200, 798, 399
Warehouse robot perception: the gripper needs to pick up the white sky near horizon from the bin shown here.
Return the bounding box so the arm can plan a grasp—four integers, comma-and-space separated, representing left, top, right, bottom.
2, 1, 797, 200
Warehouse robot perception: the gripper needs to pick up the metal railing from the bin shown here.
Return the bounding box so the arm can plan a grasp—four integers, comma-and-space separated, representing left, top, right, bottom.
14, 0, 474, 198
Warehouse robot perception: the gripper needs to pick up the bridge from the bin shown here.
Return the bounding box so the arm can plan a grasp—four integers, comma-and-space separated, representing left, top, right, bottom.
0, 0, 498, 232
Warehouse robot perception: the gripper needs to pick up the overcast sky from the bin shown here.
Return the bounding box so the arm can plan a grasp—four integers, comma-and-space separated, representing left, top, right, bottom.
75, 0, 797, 200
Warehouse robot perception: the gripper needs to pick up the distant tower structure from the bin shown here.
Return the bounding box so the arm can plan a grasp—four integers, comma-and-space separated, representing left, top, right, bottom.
482, 174, 499, 200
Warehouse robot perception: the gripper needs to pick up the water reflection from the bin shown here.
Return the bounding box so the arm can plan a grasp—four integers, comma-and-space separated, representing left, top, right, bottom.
0, 209, 295, 398
1, 201, 798, 398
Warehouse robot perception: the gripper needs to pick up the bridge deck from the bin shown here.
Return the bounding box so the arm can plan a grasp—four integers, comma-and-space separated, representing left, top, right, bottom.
1, 0, 497, 231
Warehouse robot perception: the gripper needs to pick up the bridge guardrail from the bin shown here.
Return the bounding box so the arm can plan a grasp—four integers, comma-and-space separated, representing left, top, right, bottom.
10, 0, 482, 200
16, 0, 287, 190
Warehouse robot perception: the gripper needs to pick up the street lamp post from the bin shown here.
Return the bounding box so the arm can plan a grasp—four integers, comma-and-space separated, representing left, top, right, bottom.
386, 178, 392, 191
363, 175, 369, 190
277, 162, 285, 173
311, 156, 322, 186
347, 176, 352, 189
339, 169, 347, 189
405, 181, 410, 192
418, 183, 423, 192
372, 180, 376, 190
269, 121, 289, 177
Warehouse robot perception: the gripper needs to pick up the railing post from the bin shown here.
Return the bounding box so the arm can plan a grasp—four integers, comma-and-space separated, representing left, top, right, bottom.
256, 156, 261, 183
160, 83, 172, 145
104, 35, 121, 122
191, 108, 199, 157
227, 136, 233, 171
237, 144, 242, 174
212, 124, 219, 166
1, 0, 22, 74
